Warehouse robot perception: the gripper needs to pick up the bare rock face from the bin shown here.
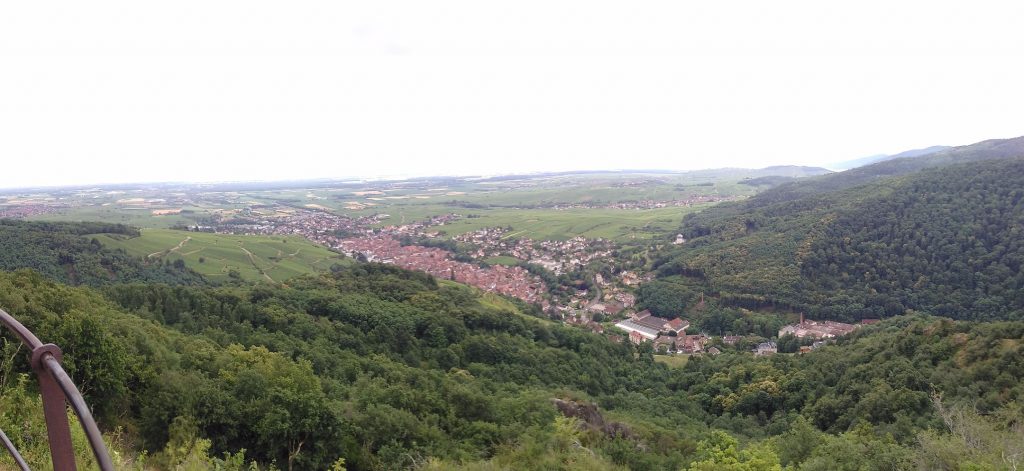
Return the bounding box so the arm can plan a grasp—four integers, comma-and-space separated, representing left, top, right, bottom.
551, 398, 634, 439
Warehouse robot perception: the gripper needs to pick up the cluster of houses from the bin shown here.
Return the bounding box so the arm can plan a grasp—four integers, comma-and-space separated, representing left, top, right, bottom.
216, 206, 381, 242
752, 339, 830, 356
778, 313, 863, 339
0, 204, 62, 218
339, 235, 549, 305
753, 315, 876, 356
380, 214, 461, 237
619, 271, 653, 287
754, 341, 778, 356
615, 310, 687, 340
611, 311, 873, 357
453, 228, 615, 276
614, 310, 712, 354
583, 275, 639, 316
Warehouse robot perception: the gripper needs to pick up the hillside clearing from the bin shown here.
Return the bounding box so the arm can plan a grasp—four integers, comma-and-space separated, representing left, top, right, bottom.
92, 229, 349, 283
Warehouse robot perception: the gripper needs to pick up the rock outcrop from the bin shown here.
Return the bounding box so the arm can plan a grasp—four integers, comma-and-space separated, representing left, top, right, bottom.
551, 398, 634, 439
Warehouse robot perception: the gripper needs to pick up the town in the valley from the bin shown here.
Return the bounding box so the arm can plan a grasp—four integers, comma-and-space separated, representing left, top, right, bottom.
177, 203, 864, 355
0, 186, 864, 356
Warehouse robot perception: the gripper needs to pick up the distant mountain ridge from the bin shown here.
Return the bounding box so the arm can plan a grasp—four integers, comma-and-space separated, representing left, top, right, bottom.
465, 165, 832, 183
749, 135, 1024, 205
828, 145, 950, 170
0, 166, 835, 194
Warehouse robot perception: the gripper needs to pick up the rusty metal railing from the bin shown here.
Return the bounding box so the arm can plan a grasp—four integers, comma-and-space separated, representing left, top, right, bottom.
0, 308, 114, 471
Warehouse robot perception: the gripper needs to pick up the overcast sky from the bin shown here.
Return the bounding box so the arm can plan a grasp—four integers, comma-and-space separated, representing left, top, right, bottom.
2, 1, 1024, 188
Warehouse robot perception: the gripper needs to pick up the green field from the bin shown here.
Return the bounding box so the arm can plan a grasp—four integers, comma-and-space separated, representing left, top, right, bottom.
429, 206, 709, 241
93, 229, 349, 283
483, 255, 521, 266
653, 354, 691, 368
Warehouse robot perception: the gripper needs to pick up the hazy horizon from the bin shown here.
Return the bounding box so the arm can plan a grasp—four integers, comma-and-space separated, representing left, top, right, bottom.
0, 134, 1018, 191
0, 165, 819, 191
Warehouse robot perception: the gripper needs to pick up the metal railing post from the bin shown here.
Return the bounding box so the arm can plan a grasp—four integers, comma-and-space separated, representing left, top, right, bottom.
31, 345, 76, 471
0, 308, 115, 471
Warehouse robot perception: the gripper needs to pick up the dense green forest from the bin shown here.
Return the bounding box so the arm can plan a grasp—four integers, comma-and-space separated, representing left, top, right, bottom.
1, 263, 1022, 469
655, 139, 1024, 321
0, 220, 205, 286
800, 161, 1024, 320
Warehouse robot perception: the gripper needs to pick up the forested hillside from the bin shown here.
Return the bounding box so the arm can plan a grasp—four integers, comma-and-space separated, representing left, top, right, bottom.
801, 161, 1024, 320
0, 220, 205, 286
657, 139, 1024, 321
1, 263, 1022, 469
1, 267, 698, 469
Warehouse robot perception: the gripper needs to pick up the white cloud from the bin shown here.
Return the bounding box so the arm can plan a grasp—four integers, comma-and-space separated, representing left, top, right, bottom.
2, 1, 1024, 187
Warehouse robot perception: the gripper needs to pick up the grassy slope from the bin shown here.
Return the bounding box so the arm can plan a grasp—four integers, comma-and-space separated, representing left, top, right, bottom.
94, 229, 349, 283
437, 279, 562, 329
